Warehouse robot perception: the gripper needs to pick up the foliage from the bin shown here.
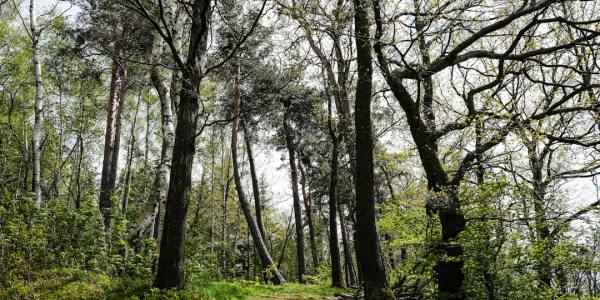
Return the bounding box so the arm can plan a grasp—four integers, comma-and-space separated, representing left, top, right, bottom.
1, 268, 348, 300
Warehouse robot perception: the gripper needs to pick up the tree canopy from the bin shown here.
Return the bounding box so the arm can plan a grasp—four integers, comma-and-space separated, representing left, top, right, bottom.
1, 0, 599, 299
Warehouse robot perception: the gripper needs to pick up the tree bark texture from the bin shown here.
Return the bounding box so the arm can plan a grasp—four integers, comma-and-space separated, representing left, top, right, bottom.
353, 0, 394, 298
30, 0, 44, 209
154, 0, 211, 289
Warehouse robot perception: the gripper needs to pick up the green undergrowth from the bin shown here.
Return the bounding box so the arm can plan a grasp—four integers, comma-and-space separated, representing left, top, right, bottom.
0, 268, 349, 299
198, 281, 348, 299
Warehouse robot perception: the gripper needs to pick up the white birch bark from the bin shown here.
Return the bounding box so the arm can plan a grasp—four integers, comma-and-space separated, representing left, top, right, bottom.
125, 2, 187, 249
150, 31, 175, 257
30, 0, 44, 209
150, 2, 186, 255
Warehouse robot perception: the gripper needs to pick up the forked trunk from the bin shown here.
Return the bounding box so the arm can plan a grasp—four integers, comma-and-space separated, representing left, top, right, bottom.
154, 1, 211, 288
154, 70, 201, 289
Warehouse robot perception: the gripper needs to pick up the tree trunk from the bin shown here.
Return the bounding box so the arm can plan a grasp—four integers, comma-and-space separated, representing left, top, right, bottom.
243, 122, 267, 243
120, 92, 141, 214
221, 170, 232, 273
353, 0, 393, 298
372, 0, 469, 294
30, 0, 44, 209
21, 121, 30, 196
209, 129, 217, 254
168, 7, 187, 125
126, 173, 160, 246
298, 158, 319, 271
75, 133, 83, 210
339, 202, 356, 287
154, 69, 201, 289
231, 59, 285, 284
75, 86, 85, 210
99, 56, 121, 229
527, 143, 552, 288
327, 95, 344, 287
435, 189, 466, 300
108, 54, 128, 209
283, 106, 307, 283
154, 0, 211, 289
149, 28, 176, 265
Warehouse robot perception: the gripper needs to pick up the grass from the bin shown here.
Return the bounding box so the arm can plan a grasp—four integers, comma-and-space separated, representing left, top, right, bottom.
198, 281, 348, 299
0, 269, 349, 300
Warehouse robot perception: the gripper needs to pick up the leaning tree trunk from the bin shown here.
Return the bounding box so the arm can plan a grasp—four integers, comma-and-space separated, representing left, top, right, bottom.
243, 122, 268, 243
283, 105, 307, 283
230, 59, 285, 284
327, 95, 344, 287
353, 0, 394, 298
30, 0, 44, 209
154, 0, 211, 289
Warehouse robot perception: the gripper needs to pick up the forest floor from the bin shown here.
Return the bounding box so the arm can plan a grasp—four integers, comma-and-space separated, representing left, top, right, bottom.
1, 268, 350, 299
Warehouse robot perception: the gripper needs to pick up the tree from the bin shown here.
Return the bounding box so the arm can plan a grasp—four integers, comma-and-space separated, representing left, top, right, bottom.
371, 0, 600, 297
145, 3, 183, 267
353, 0, 394, 298
282, 101, 307, 283
230, 55, 286, 284
123, 0, 265, 288
28, 0, 44, 209
121, 0, 212, 288
326, 86, 344, 287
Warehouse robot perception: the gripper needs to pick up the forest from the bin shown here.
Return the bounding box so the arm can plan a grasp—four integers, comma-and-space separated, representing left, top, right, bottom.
0, 0, 599, 299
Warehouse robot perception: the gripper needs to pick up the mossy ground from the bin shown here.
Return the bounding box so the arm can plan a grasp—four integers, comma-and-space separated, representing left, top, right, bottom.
0, 268, 350, 300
